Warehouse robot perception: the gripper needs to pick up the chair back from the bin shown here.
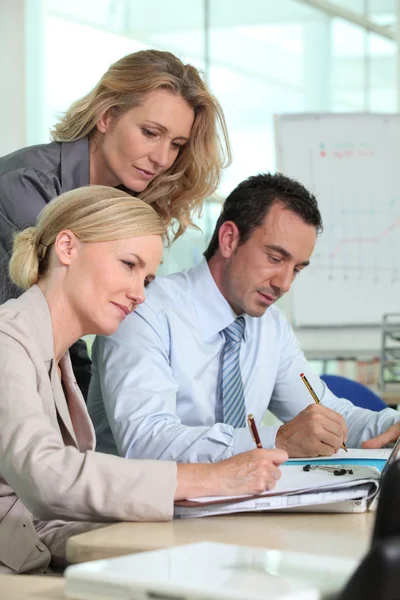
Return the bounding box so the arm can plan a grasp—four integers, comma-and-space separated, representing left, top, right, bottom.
321, 374, 386, 411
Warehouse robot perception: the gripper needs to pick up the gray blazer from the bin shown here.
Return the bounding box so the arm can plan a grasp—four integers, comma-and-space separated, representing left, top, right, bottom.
0, 286, 177, 573
0, 138, 89, 302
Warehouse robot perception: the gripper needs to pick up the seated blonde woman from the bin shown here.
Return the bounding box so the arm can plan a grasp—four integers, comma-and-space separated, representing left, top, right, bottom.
0, 185, 287, 574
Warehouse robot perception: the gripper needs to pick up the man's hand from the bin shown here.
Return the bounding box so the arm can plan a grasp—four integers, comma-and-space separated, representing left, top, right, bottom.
362, 423, 400, 449
275, 404, 348, 457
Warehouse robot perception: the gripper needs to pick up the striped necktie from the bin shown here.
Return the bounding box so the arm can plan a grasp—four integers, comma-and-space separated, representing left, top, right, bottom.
221, 316, 246, 428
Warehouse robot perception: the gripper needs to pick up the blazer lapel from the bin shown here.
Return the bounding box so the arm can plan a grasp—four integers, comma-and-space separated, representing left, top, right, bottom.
59, 353, 95, 452
12, 285, 95, 451
49, 359, 79, 447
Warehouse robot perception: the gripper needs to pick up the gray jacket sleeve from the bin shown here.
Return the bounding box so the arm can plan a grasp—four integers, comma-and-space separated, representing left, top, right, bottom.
0, 168, 56, 302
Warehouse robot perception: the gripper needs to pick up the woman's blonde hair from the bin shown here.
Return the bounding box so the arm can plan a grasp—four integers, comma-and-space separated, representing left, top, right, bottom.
9, 185, 165, 291
51, 49, 232, 238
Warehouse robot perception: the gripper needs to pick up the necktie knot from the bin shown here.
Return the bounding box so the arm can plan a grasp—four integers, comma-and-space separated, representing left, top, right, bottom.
223, 316, 245, 344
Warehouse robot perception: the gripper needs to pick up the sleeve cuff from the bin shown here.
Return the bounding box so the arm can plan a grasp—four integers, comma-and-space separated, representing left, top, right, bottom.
232, 425, 281, 454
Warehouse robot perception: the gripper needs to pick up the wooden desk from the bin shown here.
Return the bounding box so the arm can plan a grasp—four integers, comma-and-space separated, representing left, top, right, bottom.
66, 512, 375, 565
0, 575, 65, 600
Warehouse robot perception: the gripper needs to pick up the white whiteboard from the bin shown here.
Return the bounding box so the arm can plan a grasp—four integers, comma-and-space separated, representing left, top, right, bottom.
275, 113, 400, 327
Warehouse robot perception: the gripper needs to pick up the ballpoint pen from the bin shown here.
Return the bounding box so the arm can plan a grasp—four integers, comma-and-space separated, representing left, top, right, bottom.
300, 372, 348, 453
247, 413, 263, 449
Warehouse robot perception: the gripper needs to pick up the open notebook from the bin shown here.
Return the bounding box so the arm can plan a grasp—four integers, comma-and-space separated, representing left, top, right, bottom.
175, 446, 399, 518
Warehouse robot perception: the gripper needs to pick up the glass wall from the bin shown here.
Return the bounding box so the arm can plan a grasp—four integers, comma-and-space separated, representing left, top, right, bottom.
25, 0, 399, 275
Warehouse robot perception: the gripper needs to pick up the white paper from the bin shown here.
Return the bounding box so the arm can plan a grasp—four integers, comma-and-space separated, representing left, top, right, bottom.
287, 448, 391, 461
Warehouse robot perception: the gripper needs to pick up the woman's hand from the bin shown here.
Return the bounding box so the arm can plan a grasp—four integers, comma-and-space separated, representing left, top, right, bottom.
175, 448, 287, 500
211, 448, 288, 496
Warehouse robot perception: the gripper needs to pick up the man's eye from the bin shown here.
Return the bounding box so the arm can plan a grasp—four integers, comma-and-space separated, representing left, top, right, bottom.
269, 255, 281, 264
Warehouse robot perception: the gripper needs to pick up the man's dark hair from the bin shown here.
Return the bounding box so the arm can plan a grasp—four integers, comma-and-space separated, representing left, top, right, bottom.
204, 172, 323, 260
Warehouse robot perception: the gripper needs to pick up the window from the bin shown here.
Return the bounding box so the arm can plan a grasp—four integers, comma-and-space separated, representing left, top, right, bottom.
25, 0, 398, 275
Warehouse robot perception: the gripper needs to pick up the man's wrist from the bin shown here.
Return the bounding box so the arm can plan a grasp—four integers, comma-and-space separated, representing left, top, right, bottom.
274, 425, 288, 452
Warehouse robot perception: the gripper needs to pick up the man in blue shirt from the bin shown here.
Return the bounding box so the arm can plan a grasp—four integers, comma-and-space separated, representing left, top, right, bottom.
88, 173, 400, 462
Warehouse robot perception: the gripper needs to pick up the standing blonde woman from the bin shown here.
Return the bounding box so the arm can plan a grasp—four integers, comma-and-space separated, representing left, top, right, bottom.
0, 49, 231, 396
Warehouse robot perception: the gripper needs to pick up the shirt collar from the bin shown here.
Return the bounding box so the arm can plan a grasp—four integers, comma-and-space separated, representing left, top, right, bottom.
60, 138, 90, 192
190, 258, 248, 341
14, 285, 55, 362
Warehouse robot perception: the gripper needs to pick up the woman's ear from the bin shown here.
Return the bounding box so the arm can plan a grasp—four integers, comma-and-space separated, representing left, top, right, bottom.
53, 230, 80, 266
96, 108, 113, 134
218, 221, 240, 259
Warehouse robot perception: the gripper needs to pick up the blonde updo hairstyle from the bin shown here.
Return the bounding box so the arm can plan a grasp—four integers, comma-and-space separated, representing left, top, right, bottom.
51, 49, 232, 238
9, 185, 165, 291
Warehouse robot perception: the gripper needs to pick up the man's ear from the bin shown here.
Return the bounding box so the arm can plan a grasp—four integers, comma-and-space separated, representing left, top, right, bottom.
53, 230, 80, 266
218, 221, 240, 259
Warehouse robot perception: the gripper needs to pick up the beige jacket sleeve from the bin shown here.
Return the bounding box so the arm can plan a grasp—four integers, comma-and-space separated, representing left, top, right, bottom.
0, 333, 177, 523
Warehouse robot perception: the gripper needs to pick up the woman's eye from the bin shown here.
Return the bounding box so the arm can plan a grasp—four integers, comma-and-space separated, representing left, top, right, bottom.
172, 141, 183, 150
142, 128, 157, 138
144, 278, 151, 289
122, 260, 135, 270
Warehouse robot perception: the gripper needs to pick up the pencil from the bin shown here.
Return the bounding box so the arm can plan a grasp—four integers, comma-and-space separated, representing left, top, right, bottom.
300, 373, 348, 453
247, 414, 263, 449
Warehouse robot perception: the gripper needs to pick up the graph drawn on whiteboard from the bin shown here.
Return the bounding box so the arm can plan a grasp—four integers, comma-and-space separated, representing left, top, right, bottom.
275, 114, 400, 327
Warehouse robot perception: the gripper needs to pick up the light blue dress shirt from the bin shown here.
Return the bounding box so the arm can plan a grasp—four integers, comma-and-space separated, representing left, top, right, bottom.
88, 259, 400, 462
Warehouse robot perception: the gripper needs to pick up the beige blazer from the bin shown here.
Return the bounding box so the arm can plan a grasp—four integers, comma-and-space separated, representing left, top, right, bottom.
0, 286, 177, 573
